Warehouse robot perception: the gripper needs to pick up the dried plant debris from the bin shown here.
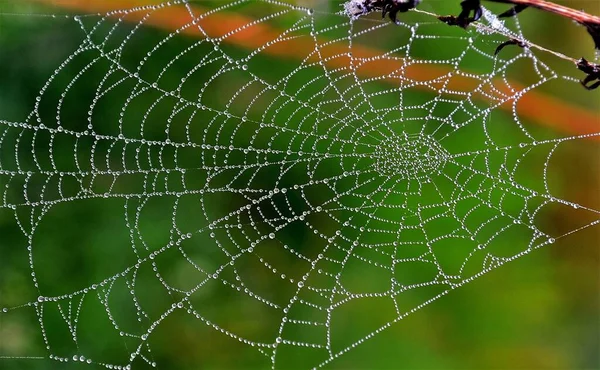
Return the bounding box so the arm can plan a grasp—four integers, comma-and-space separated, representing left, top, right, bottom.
342, 0, 421, 23
342, 0, 600, 90
494, 38, 528, 55
577, 58, 600, 90
442, 0, 600, 51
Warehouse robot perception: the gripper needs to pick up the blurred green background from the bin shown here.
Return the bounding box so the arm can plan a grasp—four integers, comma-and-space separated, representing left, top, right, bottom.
0, 1, 598, 369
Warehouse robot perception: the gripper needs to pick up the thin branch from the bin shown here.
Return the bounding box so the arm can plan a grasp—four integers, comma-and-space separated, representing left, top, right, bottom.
346, 1, 600, 54
434, 0, 600, 89
491, 0, 600, 42
452, 0, 600, 49
416, 7, 577, 64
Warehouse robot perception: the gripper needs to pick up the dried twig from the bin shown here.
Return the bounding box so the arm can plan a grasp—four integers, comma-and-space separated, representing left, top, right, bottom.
343, 0, 421, 23
577, 58, 600, 90
346, 1, 600, 90
346, 1, 599, 50
455, 0, 600, 50
435, 0, 600, 90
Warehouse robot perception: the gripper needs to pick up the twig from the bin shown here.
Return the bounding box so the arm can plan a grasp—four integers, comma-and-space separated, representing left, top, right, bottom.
435, 0, 600, 89
492, 0, 600, 50
416, 8, 577, 64
451, 0, 600, 50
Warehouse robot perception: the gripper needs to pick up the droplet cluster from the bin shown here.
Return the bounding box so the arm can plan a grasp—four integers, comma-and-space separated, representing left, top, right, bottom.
0, 1, 596, 369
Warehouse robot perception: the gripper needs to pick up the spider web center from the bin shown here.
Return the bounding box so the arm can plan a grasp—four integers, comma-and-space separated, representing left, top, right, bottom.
373, 133, 448, 180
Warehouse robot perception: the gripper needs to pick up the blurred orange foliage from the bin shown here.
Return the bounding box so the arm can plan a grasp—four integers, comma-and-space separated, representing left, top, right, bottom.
28, 0, 600, 140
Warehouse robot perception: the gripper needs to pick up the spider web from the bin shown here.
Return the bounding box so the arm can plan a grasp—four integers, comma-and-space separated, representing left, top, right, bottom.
0, 0, 598, 369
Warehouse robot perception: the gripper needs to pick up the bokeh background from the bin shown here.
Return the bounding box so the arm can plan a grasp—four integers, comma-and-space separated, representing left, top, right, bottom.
0, 0, 599, 369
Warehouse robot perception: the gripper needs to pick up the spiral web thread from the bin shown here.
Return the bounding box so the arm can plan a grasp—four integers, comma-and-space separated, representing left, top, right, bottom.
0, 0, 598, 369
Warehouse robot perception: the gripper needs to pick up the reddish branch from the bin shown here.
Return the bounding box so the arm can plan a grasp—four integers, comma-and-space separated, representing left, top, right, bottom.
466, 0, 600, 49
349, 1, 600, 50
435, 0, 600, 89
